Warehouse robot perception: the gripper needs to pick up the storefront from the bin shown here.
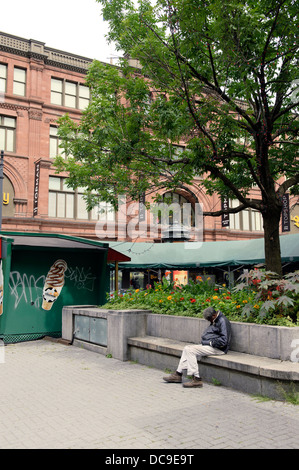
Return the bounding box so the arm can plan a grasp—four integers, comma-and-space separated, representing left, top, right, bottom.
105, 234, 299, 290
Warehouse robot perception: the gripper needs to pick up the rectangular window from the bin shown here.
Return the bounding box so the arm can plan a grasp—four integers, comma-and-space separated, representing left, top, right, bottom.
51, 78, 90, 109
65, 81, 77, 108
49, 126, 62, 158
78, 84, 90, 110
50, 78, 63, 105
0, 115, 16, 152
0, 64, 7, 94
48, 176, 114, 221
13, 67, 26, 96
229, 199, 263, 232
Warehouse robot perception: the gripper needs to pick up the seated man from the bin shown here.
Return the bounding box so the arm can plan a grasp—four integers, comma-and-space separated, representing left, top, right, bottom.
163, 307, 231, 388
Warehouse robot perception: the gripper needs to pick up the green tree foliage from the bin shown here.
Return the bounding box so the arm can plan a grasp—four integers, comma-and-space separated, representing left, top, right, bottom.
56, 0, 298, 275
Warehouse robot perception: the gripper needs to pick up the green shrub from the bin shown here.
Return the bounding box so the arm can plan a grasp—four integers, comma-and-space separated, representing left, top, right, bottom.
104, 270, 299, 327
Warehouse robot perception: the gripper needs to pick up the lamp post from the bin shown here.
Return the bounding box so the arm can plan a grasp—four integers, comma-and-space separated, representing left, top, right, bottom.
0, 150, 3, 230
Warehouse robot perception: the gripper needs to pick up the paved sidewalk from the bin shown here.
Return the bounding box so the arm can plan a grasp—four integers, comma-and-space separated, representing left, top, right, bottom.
0, 339, 298, 450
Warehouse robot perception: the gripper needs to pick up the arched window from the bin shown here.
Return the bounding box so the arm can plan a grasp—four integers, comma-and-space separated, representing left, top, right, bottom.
158, 192, 195, 227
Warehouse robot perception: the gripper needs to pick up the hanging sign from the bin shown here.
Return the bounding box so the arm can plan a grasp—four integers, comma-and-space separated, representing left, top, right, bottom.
221, 197, 230, 227
33, 160, 40, 216
282, 193, 290, 232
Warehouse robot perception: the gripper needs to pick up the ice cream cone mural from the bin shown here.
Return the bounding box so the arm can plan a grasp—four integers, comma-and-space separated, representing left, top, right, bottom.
42, 259, 67, 311
0, 260, 3, 315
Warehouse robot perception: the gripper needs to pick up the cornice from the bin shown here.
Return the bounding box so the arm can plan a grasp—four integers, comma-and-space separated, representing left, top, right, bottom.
0, 31, 94, 74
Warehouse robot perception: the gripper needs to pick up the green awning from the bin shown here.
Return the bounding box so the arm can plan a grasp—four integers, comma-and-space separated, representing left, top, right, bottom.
105, 234, 299, 269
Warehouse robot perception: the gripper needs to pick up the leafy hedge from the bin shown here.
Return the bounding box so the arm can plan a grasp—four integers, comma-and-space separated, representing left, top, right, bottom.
103, 269, 299, 327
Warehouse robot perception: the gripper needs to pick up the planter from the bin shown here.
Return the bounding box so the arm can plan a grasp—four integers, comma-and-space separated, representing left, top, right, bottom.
62, 307, 299, 362
146, 313, 299, 362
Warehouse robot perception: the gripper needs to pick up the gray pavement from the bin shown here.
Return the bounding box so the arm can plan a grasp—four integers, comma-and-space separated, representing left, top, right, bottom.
0, 339, 298, 450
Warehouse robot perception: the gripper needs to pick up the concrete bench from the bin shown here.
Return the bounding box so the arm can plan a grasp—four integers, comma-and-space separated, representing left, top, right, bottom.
128, 335, 299, 400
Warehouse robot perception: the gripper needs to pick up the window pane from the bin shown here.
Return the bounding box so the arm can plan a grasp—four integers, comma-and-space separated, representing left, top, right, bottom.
49, 176, 61, 190
66, 193, 74, 218
254, 211, 262, 231
78, 97, 89, 110
65, 94, 76, 108
107, 203, 115, 221
243, 210, 250, 231
3, 117, 16, 128
6, 129, 14, 151
48, 192, 57, 217
51, 91, 62, 105
65, 82, 76, 95
79, 85, 90, 99
50, 126, 58, 136
0, 128, 4, 149
0, 78, 6, 93
13, 82, 26, 96
51, 78, 63, 92
97, 203, 106, 221
0, 64, 7, 78
77, 194, 89, 219
14, 68, 26, 82
57, 193, 66, 217
91, 206, 99, 220
62, 180, 74, 192
49, 137, 58, 158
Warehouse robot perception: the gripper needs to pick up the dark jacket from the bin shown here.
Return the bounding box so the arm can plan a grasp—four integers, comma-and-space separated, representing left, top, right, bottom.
201, 311, 231, 353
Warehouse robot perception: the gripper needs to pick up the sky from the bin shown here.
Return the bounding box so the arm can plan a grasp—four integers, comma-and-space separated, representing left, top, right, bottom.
0, 0, 119, 63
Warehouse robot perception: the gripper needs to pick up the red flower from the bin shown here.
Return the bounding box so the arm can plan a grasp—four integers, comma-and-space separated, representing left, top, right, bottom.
190, 298, 196, 303
214, 288, 218, 291
206, 298, 210, 302
226, 296, 231, 300
180, 297, 185, 301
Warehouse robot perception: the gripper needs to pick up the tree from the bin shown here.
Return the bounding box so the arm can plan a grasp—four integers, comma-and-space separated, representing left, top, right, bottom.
56, 0, 299, 276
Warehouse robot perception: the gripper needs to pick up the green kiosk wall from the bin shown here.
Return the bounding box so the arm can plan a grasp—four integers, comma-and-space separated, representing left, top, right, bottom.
0, 233, 110, 344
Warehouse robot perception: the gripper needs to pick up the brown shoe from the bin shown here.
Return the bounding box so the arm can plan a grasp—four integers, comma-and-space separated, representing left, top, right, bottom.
183, 376, 203, 388
163, 371, 182, 383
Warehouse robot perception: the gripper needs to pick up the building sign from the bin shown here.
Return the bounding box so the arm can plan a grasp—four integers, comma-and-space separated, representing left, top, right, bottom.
281, 193, 290, 232
33, 160, 40, 216
221, 197, 230, 227
290, 204, 299, 233
2, 176, 14, 217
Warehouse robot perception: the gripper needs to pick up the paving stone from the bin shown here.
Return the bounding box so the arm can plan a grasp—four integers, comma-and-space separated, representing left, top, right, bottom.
0, 339, 298, 449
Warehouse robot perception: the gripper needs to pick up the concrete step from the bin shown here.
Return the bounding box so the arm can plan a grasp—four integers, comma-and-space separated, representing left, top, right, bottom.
128, 335, 299, 399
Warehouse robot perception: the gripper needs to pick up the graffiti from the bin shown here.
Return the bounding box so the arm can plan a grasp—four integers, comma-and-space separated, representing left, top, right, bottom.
64, 266, 96, 292
8, 264, 96, 310
9, 272, 46, 309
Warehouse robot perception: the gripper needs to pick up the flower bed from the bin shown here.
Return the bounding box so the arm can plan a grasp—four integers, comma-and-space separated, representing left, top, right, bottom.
104, 270, 299, 327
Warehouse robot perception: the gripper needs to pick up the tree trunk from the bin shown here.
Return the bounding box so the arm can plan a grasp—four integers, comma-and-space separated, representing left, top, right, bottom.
262, 205, 283, 276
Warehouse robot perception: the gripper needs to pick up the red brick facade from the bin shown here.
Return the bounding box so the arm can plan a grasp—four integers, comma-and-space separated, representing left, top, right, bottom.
0, 32, 297, 242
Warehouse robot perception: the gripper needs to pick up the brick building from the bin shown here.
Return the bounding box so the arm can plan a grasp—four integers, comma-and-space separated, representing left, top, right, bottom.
0, 31, 297, 246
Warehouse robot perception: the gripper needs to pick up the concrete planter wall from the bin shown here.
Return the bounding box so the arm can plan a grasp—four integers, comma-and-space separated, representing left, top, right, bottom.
62, 307, 299, 363
146, 313, 299, 362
